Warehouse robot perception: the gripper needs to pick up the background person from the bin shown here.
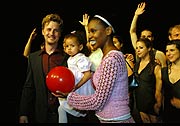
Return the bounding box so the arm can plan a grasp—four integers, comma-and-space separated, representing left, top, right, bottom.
134, 38, 162, 123
168, 24, 180, 41
162, 40, 180, 123
129, 2, 167, 68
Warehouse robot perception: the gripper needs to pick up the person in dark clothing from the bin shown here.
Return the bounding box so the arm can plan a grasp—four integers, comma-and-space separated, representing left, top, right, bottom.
19, 13, 69, 123
134, 38, 163, 123
162, 40, 180, 123
129, 2, 167, 68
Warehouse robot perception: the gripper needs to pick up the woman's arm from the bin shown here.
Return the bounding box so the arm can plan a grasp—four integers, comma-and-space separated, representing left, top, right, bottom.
67, 57, 119, 110
171, 97, 180, 109
23, 28, 37, 58
155, 50, 167, 68
129, 2, 146, 50
79, 13, 89, 42
125, 54, 134, 77
154, 64, 163, 115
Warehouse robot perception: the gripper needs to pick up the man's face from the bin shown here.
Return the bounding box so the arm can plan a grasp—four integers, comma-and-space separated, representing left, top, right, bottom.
140, 30, 154, 42
42, 21, 61, 44
169, 27, 180, 40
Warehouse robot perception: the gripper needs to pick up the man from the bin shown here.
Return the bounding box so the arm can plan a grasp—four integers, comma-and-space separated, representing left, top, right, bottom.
168, 24, 180, 40
19, 13, 68, 123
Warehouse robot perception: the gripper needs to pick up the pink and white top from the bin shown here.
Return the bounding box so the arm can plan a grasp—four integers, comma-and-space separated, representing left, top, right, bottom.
67, 50, 131, 120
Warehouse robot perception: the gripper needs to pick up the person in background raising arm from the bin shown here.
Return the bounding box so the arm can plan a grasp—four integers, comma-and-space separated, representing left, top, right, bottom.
168, 24, 180, 41
129, 2, 167, 68
23, 28, 44, 58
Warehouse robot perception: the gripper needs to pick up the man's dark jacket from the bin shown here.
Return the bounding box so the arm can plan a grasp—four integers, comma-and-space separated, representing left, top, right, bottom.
19, 50, 68, 123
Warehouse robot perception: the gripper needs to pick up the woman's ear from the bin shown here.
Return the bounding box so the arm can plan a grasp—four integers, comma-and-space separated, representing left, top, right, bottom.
106, 26, 113, 35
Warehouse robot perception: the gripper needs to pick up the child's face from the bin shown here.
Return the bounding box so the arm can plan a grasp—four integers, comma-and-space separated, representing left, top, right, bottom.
64, 37, 83, 56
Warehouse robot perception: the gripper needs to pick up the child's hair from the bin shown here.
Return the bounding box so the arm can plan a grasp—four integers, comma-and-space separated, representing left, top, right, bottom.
63, 30, 90, 56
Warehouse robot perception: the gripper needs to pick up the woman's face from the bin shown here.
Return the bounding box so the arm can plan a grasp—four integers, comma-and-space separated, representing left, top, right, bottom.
166, 44, 180, 63
136, 41, 149, 58
113, 37, 122, 50
88, 19, 108, 50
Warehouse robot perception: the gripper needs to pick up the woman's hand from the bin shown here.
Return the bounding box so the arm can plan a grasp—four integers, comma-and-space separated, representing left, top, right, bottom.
79, 13, 89, 27
135, 2, 146, 16
29, 28, 37, 40
171, 97, 180, 109
51, 90, 69, 98
154, 103, 161, 115
125, 53, 134, 62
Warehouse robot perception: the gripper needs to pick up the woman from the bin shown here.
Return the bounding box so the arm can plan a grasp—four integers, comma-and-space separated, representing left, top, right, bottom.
66, 14, 135, 123
134, 38, 162, 123
129, 2, 167, 68
162, 39, 180, 123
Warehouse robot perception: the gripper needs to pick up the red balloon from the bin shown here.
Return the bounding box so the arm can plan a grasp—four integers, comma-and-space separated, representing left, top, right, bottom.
46, 66, 75, 94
